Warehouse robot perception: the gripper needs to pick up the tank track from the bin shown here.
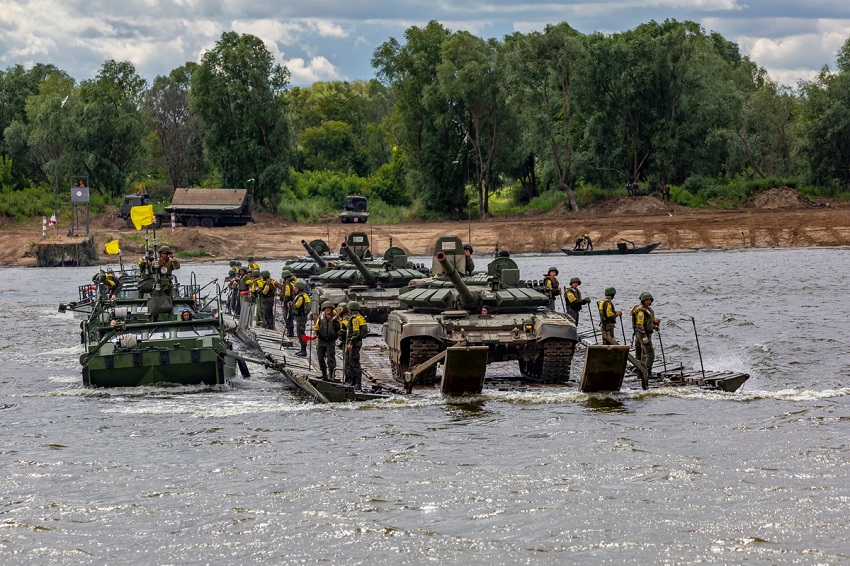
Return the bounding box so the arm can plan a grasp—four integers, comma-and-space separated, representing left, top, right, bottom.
539, 339, 576, 384
403, 337, 441, 386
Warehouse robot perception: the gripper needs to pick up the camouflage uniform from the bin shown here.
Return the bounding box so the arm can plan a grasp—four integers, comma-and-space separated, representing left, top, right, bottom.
345, 302, 368, 388
597, 288, 621, 344
634, 293, 658, 378
314, 302, 340, 379
564, 278, 590, 324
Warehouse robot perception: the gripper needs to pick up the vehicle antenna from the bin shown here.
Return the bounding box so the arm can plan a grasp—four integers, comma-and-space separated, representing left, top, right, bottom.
691, 316, 706, 380
586, 302, 599, 345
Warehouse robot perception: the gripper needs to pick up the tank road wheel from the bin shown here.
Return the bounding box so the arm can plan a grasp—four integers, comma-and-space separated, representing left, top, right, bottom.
398, 337, 441, 386
185, 217, 200, 228
539, 339, 576, 384
200, 217, 214, 228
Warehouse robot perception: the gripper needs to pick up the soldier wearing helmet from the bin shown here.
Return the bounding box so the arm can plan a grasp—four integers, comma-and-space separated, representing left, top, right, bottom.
246, 255, 260, 271
292, 280, 311, 356
543, 267, 561, 310
463, 244, 475, 275
258, 270, 277, 329
279, 268, 297, 337
155, 245, 180, 296
345, 301, 368, 388
634, 292, 660, 380
564, 276, 591, 324
597, 287, 622, 344
314, 300, 340, 380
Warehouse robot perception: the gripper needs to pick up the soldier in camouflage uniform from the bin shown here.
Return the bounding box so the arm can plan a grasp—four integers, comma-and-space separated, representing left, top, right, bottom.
314, 301, 340, 380
345, 301, 368, 388
564, 276, 591, 324
634, 292, 660, 380
597, 287, 622, 345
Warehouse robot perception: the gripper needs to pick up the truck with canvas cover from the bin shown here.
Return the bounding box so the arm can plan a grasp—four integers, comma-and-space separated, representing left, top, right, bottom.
119, 188, 253, 229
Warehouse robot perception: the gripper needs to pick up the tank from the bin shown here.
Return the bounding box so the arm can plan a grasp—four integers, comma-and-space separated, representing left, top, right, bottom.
310, 239, 427, 323
284, 239, 341, 280
382, 249, 578, 386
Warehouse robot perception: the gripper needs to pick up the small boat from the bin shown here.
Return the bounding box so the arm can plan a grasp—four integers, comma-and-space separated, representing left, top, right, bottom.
80, 292, 237, 388
561, 241, 661, 256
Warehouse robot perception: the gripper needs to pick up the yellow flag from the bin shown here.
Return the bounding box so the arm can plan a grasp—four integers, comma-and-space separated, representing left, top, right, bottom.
104, 240, 121, 255
130, 205, 155, 230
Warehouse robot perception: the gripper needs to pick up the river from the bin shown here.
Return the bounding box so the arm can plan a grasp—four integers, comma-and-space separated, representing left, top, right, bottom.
1, 248, 848, 564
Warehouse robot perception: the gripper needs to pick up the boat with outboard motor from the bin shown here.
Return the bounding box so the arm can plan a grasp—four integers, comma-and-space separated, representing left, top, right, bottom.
561, 240, 661, 256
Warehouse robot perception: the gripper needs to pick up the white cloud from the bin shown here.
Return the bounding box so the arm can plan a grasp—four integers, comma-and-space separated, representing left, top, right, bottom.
284, 56, 344, 84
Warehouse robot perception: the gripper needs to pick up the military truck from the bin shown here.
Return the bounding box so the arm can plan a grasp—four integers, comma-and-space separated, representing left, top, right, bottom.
119, 188, 253, 229
382, 236, 578, 386
338, 195, 369, 224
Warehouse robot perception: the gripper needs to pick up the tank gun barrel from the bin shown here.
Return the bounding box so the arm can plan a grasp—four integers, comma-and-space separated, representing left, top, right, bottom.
436, 251, 478, 310
341, 242, 376, 283
300, 239, 327, 268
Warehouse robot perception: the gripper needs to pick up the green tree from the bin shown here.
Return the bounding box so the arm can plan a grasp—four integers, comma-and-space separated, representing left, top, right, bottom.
191, 31, 291, 209
70, 60, 148, 196
504, 24, 585, 211
145, 63, 206, 189
373, 21, 468, 216
437, 32, 515, 216
298, 120, 362, 173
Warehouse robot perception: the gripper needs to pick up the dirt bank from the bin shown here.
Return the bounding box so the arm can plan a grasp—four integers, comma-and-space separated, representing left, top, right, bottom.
5, 190, 850, 266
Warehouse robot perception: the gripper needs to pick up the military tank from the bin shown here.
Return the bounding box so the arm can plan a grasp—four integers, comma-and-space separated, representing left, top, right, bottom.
310, 239, 427, 324
283, 238, 341, 280
382, 250, 578, 386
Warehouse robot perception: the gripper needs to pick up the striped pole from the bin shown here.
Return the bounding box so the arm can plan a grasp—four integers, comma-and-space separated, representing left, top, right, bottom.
42, 216, 47, 238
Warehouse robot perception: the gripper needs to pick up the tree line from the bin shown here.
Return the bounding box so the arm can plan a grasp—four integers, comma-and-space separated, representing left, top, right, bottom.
1, 20, 849, 221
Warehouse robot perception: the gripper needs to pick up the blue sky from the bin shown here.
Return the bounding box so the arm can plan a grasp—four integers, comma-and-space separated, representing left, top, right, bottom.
1, 0, 848, 87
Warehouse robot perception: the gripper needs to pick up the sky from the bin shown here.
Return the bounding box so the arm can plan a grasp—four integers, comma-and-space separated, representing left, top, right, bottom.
1, 0, 849, 88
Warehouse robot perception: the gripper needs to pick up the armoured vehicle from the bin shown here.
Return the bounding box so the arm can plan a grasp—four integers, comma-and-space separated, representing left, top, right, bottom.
310, 238, 427, 324
338, 195, 369, 223
383, 238, 578, 386
284, 239, 342, 280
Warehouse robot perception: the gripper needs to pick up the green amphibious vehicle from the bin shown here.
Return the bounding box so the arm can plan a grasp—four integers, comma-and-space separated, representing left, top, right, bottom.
382, 236, 578, 386
80, 292, 236, 388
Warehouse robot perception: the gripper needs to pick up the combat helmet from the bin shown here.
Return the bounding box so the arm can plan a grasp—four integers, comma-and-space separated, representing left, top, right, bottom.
321, 301, 334, 309
252, 269, 260, 277
159, 245, 171, 253
261, 270, 270, 278
228, 269, 236, 277
347, 300, 360, 311
337, 303, 349, 314
247, 255, 254, 261
605, 287, 616, 297
570, 277, 581, 284
294, 280, 306, 290
229, 260, 237, 267
640, 292, 653, 301
547, 266, 559, 275
280, 268, 292, 278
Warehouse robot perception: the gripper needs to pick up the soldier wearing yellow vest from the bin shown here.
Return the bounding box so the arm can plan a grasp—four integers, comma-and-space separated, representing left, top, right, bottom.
634, 292, 660, 380
253, 271, 267, 328
260, 271, 277, 330
597, 287, 622, 345
314, 301, 341, 380
345, 301, 368, 388
564, 277, 591, 324
246, 255, 260, 271
292, 280, 311, 356
279, 269, 297, 337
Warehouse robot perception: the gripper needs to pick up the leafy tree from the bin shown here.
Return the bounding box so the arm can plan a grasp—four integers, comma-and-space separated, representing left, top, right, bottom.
798, 37, 850, 189
373, 21, 468, 216
438, 32, 515, 216
298, 120, 363, 174
504, 24, 585, 211
191, 31, 291, 209
70, 60, 148, 196
145, 63, 206, 189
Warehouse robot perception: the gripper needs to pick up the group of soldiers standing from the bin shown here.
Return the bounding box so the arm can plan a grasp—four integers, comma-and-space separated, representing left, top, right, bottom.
222, 257, 369, 388
542, 267, 661, 381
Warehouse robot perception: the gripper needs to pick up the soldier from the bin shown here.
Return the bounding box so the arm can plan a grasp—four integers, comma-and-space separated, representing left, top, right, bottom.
137, 249, 155, 277
597, 287, 622, 344
292, 280, 311, 357
634, 292, 660, 380
543, 267, 561, 310
564, 277, 591, 323
258, 270, 277, 329
225, 269, 238, 314
314, 301, 340, 380
279, 269, 297, 337
463, 244, 475, 275
345, 301, 368, 388
155, 245, 180, 296
246, 255, 260, 271
94, 271, 123, 300
253, 270, 268, 328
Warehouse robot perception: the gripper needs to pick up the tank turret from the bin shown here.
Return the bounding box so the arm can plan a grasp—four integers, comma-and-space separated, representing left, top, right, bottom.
341, 242, 377, 284
301, 239, 327, 269
436, 251, 478, 310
